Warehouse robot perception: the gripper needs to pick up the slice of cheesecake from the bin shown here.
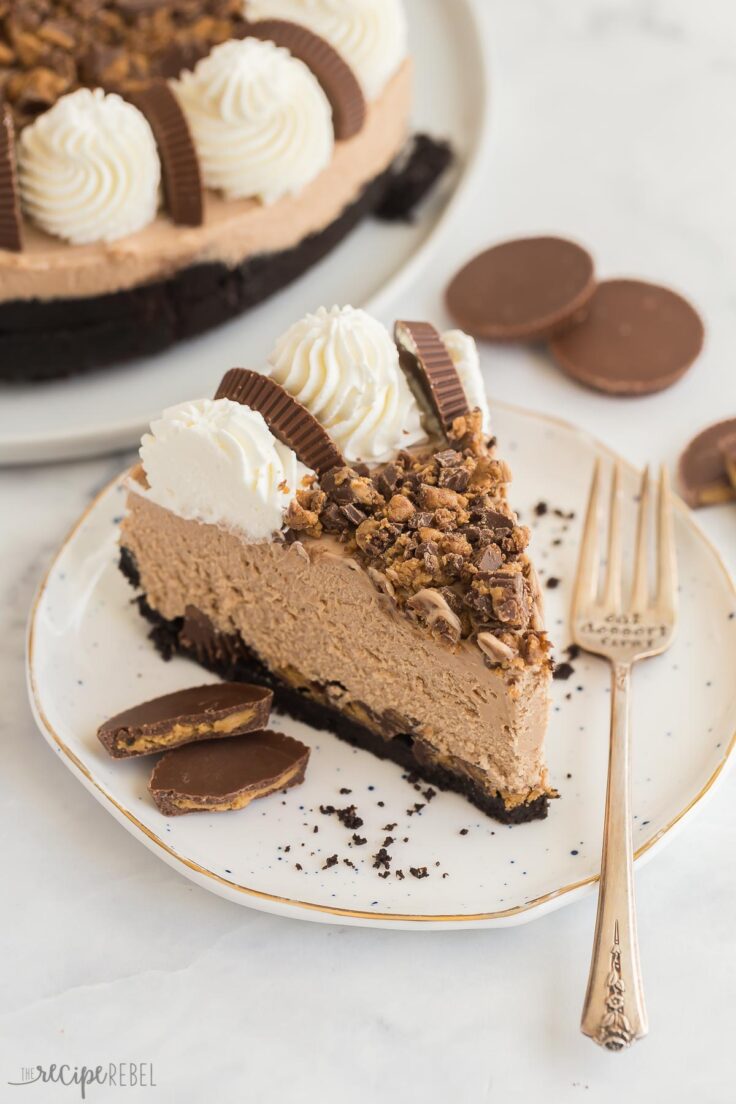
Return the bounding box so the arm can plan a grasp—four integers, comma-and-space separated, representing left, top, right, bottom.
119, 307, 554, 823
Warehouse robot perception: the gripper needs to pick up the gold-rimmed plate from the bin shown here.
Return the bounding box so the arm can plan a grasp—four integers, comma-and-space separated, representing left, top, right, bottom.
26, 403, 736, 928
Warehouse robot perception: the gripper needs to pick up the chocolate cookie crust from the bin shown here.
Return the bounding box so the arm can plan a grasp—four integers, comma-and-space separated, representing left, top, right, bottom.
0, 166, 391, 383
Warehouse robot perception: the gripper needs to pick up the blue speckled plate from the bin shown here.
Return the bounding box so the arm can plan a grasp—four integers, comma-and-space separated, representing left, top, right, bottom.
26, 404, 736, 929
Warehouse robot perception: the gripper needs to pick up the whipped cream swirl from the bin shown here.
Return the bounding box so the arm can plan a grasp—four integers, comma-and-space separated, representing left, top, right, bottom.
172, 38, 333, 203
246, 0, 408, 99
18, 88, 160, 245
139, 397, 313, 541
265, 305, 426, 464
441, 329, 492, 436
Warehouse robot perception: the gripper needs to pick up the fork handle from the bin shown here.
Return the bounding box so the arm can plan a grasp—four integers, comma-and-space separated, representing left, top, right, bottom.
580, 661, 648, 1050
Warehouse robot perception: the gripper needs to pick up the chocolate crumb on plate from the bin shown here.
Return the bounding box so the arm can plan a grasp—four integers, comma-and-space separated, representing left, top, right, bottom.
97, 682, 273, 758
550, 279, 704, 396
148, 730, 309, 816
446, 236, 596, 341
373, 848, 391, 870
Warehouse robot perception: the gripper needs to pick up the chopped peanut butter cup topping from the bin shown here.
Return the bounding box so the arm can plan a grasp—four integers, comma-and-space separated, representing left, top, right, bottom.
285, 410, 549, 667
0, 105, 22, 251
0, 1, 250, 130
215, 367, 345, 475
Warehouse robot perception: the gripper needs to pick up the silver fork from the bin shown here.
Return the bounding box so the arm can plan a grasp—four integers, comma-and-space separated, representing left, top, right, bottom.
572, 461, 678, 1051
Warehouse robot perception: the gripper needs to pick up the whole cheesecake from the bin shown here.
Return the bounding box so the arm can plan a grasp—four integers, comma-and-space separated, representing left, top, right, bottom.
0, 1, 446, 381
118, 306, 555, 823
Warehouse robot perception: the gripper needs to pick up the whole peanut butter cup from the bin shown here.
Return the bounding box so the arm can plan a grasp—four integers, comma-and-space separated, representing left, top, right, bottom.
550, 278, 704, 396
446, 236, 596, 341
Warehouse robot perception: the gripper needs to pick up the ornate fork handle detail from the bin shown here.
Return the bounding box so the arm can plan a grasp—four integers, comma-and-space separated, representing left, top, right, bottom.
597, 920, 636, 1050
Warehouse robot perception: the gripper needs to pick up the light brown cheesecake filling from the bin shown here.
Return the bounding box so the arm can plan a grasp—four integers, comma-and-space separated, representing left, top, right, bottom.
122, 489, 552, 801
0, 61, 411, 303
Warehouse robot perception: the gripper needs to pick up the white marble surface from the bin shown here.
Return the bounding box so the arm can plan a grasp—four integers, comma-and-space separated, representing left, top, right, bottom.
2, 1, 735, 1100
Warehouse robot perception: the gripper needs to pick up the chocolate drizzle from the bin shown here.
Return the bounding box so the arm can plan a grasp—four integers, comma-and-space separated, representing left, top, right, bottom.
0, 105, 23, 252
126, 79, 203, 226
215, 367, 344, 475
394, 320, 470, 431
242, 19, 366, 140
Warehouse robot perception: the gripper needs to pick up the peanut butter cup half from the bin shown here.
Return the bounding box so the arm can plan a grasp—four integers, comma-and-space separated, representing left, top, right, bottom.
97, 683, 273, 758
243, 19, 366, 140
216, 368, 345, 474
149, 730, 310, 815
394, 320, 470, 431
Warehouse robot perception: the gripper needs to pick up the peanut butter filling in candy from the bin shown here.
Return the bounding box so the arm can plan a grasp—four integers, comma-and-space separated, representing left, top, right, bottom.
97, 682, 273, 758
148, 730, 310, 816
722, 434, 736, 492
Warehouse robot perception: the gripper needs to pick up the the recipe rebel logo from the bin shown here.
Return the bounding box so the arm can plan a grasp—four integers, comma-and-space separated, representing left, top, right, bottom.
7, 1062, 157, 1098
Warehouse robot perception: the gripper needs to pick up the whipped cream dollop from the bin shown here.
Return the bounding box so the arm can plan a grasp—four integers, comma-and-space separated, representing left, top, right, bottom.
139, 398, 313, 541
246, 0, 408, 100
172, 38, 333, 203
18, 88, 160, 245
265, 305, 426, 464
441, 329, 492, 436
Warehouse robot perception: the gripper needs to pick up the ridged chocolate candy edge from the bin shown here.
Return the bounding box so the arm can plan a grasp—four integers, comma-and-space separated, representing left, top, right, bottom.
216, 367, 344, 474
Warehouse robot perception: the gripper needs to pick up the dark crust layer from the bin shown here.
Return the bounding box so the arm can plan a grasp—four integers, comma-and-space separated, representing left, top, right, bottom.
119, 547, 548, 825
0, 165, 392, 383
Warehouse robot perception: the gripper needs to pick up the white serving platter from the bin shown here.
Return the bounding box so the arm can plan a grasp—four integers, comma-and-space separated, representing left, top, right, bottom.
0, 0, 488, 464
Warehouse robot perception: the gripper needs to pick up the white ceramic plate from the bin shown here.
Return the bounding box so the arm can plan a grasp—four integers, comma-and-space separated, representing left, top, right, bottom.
0, 0, 487, 465
27, 403, 736, 929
